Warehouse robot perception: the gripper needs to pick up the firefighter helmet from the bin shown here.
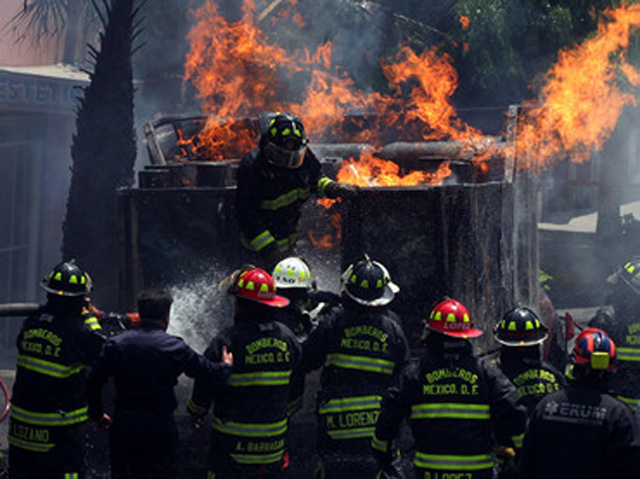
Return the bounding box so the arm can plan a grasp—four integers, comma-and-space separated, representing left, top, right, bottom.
272, 257, 315, 290
571, 328, 617, 372
41, 261, 91, 297
340, 255, 399, 307
263, 112, 308, 169
233, 268, 289, 308
613, 257, 640, 296
427, 298, 483, 338
494, 307, 548, 346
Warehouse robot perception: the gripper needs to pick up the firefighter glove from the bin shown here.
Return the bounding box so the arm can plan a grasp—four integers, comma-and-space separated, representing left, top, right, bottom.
331, 182, 360, 199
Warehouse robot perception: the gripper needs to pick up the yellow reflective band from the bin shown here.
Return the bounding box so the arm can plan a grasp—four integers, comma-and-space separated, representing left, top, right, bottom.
231, 450, 284, 465
17, 355, 85, 379
327, 426, 374, 439
325, 353, 395, 374
207, 471, 217, 479
276, 233, 298, 252
187, 397, 208, 416
512, 432, 524, 449
261, 188, 310, 211
617, 395, 640, 411
411, 403, 490, 420
211, 416, 287, 437
249, 230, 276, 252
54, 272, 62, 281
11, 405, 89, 426
414, 452, 494, 471
228, 370, 292, 387
8, 434, 54, 453
318, 395, 382, 414
64, 474, 79, 479
371, 435, 389, 453
617, 347, 640, 362
318, 177, 334, 195
84, 316, 101, 331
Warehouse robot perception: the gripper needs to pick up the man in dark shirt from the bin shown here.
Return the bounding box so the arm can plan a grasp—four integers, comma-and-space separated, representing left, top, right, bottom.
87, 289, 233, 479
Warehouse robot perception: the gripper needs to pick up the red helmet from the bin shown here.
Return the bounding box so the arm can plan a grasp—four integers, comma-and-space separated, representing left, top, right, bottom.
571, 328, 617, 372
427, 299, 483, 338
233, 268, 289, 308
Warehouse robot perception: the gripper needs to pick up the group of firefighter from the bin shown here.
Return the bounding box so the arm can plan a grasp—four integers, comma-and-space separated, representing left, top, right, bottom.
7, 112, 640, 479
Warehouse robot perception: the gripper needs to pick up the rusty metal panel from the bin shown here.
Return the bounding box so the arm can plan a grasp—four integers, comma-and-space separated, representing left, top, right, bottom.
341, 183, 516, 351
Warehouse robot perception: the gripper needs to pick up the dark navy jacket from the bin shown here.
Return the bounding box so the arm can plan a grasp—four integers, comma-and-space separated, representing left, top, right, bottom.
521, 377, 640, 479
87, 322, 229, 417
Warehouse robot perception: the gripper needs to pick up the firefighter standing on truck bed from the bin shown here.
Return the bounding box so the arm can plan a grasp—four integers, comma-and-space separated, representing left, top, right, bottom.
520, 328, 640, 479
235, 112, 359, 271
301, 255, 410, 478
187, 267, 301, 479
8, 261, 106, 479
372, 298, 527, 479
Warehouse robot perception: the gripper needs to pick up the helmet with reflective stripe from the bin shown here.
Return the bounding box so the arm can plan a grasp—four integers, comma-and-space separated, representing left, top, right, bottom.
41, 261, 91, 297
340, 255, 399, 307
494, 307, 548, 346
615, 257, 640, 296
427, 298, 483, 338
272, 257, 314, 290
571, 327, 617, 372
233, 268, 289, 308
263, 112, 308, 169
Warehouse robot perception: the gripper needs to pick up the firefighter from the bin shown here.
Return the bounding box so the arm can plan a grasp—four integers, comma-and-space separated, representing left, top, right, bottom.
187, 267, 302, 479
86, 289, 233, 479
236, 112, 359, 270
589, 257, 640, 411
520, 328, 640, 479
302, 255, 410, 478
492, 307, 566, 478
494, 307, 566, 414
8, 261, 106, 478
271, 256, 318, 418
372, 298, 527, 479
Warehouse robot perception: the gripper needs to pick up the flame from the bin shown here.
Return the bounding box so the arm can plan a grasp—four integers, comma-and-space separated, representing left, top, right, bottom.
183, 0, 639, 183
184, 0, 481, 169
308, 207, 342, 250
517, 4, 640, 170
460, 15, 470, 31
336, 150, 453, 187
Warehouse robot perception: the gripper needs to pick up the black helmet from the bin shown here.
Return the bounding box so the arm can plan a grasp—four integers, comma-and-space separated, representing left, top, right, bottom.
41, 261, 91, 297
613, 258, 640, 296
263, 112, 308, 169
340, 255, 399, 307
494, 307, 548, 346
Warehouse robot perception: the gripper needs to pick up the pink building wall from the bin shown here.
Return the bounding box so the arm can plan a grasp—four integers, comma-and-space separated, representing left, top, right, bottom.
0, 0, 63, 66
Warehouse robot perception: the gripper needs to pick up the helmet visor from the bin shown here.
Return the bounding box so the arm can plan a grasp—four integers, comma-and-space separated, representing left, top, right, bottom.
265, 141, 307, 169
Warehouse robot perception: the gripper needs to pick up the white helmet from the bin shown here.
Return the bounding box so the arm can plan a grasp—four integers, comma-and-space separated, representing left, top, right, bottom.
272, 257, 314, 290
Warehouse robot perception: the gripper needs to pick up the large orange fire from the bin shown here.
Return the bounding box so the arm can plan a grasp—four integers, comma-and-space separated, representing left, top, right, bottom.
182, 1, 639, 250
184, 1, 639, 174
516, 4, 640, 171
